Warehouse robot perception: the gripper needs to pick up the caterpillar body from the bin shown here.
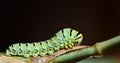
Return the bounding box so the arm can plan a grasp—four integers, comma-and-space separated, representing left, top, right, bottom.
5, 28, 83, 57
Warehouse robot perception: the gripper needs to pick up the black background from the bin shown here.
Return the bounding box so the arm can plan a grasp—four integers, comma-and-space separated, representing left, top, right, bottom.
0, 0, 120, 52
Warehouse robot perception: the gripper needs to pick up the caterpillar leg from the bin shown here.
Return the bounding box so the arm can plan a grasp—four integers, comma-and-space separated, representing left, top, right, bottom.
65, 41, 74, 49
54, 46, 60, 51
65, 45, 68, 49
48, 51, 54, 55
47, 46, 54, 55
32, 50, 39, 57
68, 41, 75, 48
64, 42, 69, 49
24, 54, 30, 58
40, 53, 46, 56
59, 41, 64, 49
32, 54, 38, 57
23, 50, 31, 57
71, 43, 74, 47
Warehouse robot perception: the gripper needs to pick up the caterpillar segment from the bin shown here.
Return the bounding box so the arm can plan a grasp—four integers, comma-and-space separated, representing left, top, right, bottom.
46, 40, 54, 55
31, 42, 40, 57
5, 28, 83, 57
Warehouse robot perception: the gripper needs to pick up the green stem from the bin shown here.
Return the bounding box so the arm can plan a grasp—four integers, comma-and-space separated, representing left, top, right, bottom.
95, 35, 120, 54
49, 35, 120, 63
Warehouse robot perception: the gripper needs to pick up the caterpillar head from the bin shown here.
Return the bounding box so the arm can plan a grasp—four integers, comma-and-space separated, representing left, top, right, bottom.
74, 33, 83, 46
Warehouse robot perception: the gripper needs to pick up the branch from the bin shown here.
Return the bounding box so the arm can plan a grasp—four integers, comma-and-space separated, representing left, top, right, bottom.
49, 35, 120, 63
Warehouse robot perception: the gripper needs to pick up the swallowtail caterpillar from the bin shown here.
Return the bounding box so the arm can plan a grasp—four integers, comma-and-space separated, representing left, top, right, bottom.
5, 28, 83, 57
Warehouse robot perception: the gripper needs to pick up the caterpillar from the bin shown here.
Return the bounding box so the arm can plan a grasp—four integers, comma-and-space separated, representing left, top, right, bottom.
5, 28, 83, 57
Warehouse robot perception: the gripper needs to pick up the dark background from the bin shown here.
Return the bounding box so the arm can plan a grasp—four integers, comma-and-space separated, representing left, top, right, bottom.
0, 0, 120, 52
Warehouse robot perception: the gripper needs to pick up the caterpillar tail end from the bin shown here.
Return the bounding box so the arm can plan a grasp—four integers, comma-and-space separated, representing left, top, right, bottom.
5, 49, 11, 56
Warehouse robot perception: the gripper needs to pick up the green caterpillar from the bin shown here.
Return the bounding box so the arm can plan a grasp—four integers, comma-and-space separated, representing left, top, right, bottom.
5, 28, 83, 57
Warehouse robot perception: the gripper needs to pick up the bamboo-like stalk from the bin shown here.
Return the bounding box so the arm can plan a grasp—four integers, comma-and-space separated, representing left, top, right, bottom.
49, 35, 120, 63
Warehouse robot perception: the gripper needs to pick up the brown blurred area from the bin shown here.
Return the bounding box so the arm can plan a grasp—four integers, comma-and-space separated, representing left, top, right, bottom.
0, 0, 120, 58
